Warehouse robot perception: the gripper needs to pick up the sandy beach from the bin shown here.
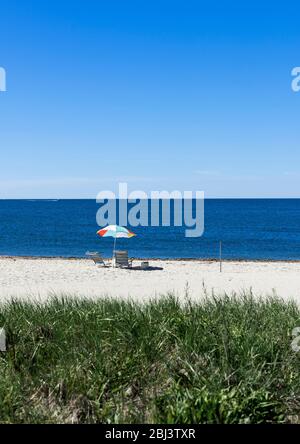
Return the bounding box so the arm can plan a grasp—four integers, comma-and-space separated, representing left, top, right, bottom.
0, 257, 300, 303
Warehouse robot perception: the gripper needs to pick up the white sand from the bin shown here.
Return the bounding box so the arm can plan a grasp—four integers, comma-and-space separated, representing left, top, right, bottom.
1, 257, 300, 303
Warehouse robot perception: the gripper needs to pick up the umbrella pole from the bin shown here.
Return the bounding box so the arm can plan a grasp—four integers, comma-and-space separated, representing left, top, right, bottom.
113, 237, 117, 256
112, 237, 117, 268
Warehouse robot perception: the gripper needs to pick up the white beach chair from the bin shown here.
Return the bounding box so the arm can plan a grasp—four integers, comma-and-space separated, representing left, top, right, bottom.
113, 250, 133, 268
85, 251, 107, 266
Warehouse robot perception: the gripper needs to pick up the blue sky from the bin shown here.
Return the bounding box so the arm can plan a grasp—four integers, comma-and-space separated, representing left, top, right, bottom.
0, 0, 299, 198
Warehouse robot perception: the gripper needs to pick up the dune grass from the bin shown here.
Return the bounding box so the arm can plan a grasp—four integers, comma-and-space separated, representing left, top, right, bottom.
1, 292, 300, 423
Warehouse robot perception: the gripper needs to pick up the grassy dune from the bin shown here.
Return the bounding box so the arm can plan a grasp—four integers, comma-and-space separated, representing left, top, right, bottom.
1, 293, 300, 423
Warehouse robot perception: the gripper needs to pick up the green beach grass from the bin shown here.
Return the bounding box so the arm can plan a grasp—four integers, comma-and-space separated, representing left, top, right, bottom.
1, 292, 300, 423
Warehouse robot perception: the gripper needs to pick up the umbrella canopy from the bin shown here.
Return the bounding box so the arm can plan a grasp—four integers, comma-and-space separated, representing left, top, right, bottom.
97, 225, 136, 239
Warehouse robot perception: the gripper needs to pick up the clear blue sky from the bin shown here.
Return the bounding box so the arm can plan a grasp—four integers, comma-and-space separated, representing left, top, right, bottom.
0, 0, 299, 198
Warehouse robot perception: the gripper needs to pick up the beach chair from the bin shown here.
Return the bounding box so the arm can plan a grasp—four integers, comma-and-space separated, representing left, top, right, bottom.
113, 250, 133, 268
85, 251, 107, 266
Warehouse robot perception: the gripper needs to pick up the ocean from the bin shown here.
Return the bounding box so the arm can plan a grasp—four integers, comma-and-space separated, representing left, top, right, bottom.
0, 199, 300, 260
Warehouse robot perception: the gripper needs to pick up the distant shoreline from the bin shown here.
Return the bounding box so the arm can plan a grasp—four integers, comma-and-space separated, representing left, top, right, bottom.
1, 255, 300, 263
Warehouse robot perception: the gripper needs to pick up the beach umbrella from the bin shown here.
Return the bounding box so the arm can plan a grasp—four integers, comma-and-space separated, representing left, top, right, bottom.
97, 225, 136, 256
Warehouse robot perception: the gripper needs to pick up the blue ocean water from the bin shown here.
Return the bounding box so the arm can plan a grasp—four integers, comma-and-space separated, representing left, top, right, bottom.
0, 199, 300, 260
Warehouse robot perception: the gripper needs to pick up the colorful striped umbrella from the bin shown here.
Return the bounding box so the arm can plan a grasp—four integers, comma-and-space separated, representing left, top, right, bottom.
97, 225, 136, 255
